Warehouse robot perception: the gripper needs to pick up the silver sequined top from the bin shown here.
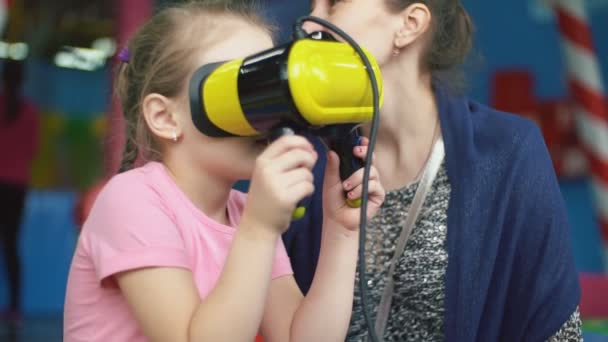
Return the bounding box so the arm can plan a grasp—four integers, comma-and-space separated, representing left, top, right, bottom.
347, 160, 582, 341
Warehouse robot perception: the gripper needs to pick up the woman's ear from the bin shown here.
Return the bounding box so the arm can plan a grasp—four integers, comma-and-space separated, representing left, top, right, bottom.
142, 93, 181, 142
394, 3, 432, 49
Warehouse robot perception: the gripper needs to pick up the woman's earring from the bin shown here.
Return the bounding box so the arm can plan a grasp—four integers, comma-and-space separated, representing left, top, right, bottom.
393, 48, 401, 56
172, 131, 178, 142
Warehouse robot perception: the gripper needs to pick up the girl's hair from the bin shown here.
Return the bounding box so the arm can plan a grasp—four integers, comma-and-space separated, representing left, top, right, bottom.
115, 0, 273, 173
384, 0, 474, 89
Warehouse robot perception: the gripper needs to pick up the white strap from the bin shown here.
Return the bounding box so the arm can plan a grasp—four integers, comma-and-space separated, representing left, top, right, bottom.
371, 137, 445, 341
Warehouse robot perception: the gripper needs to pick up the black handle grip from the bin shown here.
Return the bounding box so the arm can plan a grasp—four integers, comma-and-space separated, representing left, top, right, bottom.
321, 124, 365, 208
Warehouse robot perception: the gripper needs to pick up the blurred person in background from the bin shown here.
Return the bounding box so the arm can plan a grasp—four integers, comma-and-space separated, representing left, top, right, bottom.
0, 58, 40, 324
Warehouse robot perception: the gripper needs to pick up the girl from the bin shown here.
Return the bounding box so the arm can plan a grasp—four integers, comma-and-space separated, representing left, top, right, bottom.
63, 1, 385, 341
284, 0, 582, 341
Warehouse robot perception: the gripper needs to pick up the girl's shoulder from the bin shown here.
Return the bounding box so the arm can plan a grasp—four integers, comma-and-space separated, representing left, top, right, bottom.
103, 162, 164, 196
90, 162, 173, 219
82, 162, 182, 242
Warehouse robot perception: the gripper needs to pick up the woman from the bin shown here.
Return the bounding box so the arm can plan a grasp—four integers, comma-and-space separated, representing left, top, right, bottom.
283, 0, 581, 340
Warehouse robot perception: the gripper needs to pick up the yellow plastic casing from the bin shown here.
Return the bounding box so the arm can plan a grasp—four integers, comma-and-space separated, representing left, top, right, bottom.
201, 59, 259, 136
287, 39, 384, 126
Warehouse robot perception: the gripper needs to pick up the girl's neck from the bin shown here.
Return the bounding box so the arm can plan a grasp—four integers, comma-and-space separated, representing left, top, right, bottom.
163, 156, 234, 226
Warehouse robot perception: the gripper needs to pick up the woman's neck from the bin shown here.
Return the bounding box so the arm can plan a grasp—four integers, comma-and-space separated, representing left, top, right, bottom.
163, 155, 234, 226
362, 65, 439, 191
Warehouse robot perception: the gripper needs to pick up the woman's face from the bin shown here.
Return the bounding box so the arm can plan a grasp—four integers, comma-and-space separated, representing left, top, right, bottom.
307, 0, 404, 66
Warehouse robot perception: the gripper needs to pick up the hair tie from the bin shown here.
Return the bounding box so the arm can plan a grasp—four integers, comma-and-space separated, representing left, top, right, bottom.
117, 47, 130, 63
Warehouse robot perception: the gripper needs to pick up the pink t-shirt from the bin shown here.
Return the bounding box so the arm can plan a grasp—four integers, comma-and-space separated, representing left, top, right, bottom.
64, 162, 293, 342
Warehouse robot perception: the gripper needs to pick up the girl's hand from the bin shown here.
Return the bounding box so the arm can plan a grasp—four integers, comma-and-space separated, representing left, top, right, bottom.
322, 138, 385, 231
242, 135, 318, 235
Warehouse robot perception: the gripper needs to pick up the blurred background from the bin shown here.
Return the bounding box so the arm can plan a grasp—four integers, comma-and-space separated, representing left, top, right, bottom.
0, 0, 606, 340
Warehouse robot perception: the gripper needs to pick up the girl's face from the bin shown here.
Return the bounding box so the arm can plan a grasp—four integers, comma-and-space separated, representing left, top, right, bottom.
308, 0, 405, 66
174, 19, 274, 181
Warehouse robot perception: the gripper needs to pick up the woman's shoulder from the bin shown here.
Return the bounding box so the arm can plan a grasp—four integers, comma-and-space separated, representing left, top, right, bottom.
468, 100, 541, 145
456, 98, 565, 219
460, 99, 549, 168
444, 96, 559, 208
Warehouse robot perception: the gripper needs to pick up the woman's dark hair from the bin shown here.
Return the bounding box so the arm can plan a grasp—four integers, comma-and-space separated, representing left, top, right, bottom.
386, 0, 473, 71
386, 0, 475, 89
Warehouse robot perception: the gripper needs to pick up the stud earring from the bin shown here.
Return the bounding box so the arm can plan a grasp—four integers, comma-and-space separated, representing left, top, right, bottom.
393, 48, 401, 56
172, 131, 178, 142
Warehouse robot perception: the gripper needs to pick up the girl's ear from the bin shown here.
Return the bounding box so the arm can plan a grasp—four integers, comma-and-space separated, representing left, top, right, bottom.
142, 93, 182, 141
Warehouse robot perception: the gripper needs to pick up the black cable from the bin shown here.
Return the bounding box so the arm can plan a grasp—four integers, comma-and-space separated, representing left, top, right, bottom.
293, 16, 382, 342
